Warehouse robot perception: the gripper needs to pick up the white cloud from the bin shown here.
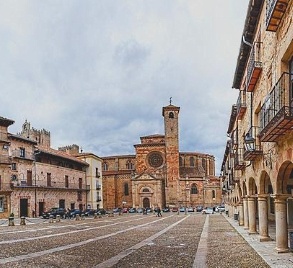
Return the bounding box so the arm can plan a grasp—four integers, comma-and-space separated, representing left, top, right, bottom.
0, 0, 249, 175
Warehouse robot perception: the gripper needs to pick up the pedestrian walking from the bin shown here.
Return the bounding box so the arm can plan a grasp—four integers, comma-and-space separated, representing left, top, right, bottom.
157, 207, 162, 217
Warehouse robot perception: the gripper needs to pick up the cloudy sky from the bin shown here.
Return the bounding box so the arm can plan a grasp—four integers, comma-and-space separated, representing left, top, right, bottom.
0, 1, 249, 175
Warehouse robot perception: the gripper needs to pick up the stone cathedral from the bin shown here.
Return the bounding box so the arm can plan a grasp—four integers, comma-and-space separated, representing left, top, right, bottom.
102, 103, 221, 210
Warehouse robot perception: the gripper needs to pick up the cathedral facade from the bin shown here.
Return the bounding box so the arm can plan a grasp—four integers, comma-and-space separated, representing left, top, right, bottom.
102, 103, 221, 210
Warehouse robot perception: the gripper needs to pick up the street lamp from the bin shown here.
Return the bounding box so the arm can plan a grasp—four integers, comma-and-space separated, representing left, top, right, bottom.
244, 133, 255, 151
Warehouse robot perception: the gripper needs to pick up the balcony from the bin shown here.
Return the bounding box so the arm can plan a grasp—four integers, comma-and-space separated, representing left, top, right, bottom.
96, 184, 101, 190
234, 148, 246, 170
236, 90, 247, 120
10, 149, 35, 161
243, 126, 263, 161
96, 197, 102, 202
231, 127, 239, 150
247, 42, 262, 92
266, 0, 289, 32
259, 72, 293, 142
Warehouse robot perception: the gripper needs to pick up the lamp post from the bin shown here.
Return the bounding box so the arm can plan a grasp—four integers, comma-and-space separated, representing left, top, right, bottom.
185, 181, 190, 215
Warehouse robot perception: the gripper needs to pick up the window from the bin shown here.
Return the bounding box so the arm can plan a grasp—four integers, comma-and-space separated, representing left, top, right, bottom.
95, 168, 100, 177
126, 161, 133, 170
142, 188, 150, 192
77, 191, 82, 201
47, 173, 51, 187
27, 170, 32, 186
212, 190, 216, 199
124, 183, 129, 196
0, 197, 3, 212
65, 175, 69, 188
103, 162, 108, 171
11, 163, 17, 170
190, 157, 195, 167
169, 112, 174, 118
20, 148, 25, 158
0, 175, 1, 189
191, 184, 198, 194
79, 178, 82, 189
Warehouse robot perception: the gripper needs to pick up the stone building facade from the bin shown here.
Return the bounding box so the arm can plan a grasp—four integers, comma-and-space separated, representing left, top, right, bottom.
221, 0, 293, 253
102, 103, 221, 210
0, 119, 89, 218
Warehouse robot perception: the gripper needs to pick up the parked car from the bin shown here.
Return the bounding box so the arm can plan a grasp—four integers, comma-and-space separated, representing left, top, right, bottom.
82, 209, 96, 216
69, 209, 82, 218
122, 208, 128, 213
187, 207, 194, 212
202, 207, 214, 214
179, 207, 185, 212
162, 207, 170, 212
97, 208, 107, 215
42, 208, 66, 219
136, 208, 144, 213
171, 207, 178, 212
215, 206, 225, 213
113, 208, 121, 213
128, 208, 137, 213
196, 206, 203, 212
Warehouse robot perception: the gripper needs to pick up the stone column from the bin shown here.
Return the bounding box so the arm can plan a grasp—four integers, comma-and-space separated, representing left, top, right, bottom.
248, 196, 257, 234
258, 195, 271, 242
243, 197, 249, 230
274, 195, 289, 253
238, 202, 244, 226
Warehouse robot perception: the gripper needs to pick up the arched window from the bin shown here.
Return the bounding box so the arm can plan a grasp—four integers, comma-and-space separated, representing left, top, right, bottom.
212, 190, 216, 199
190, 157, 195, 167
103, 162, 108, 171
126, 160, 133, 170
124, 183, 129, 196
179, 156, 183, 167
191, 184, 198, 194
169, 112, 174, 118
142, 188, 150, 192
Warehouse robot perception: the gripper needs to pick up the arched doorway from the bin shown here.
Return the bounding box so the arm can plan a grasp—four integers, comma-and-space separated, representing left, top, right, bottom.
143, 198, 150, 208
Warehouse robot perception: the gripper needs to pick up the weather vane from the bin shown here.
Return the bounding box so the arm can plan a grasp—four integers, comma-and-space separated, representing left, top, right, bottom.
169, 97, 172, 105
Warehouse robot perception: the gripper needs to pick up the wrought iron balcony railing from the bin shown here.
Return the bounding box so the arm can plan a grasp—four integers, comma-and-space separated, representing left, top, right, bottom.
266, 0, 289, 31
259, 72, 293, 142
234, 148, 246, 170
247, 42, 262, 92
231, 127, 239, 150
236, 90, 247, 120
243, 126, 263, 161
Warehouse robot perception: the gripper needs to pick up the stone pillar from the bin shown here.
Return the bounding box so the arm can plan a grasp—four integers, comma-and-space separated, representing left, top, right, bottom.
274, 195, 289, 253
248, 196, 257, 234
243, 197, 249, 230
258, 195, 271, 242
238, 202, 244, 226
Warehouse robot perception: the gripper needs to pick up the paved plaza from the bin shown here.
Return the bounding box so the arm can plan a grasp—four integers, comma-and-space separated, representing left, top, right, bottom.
0, 212, 292, 267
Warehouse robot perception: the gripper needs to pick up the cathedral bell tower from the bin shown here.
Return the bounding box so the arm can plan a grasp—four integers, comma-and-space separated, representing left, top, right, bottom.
162, 99, 180, 206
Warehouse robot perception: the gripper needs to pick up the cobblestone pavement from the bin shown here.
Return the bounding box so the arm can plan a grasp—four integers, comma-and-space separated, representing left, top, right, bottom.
0, 213, 281, 267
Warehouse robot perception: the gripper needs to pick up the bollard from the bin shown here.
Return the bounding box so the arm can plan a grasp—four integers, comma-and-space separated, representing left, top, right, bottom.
56, 215, 61, 222
20, 216, 26, 225
49, 215, 54, 223
8, 216, 15, 226
94, 213, 97, 219
76, 214, 80, 221
81, 214, 85, 220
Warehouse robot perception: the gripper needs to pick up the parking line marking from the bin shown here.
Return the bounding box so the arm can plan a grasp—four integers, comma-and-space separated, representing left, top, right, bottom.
0, 215, 174, 264
94, 215, 190, 268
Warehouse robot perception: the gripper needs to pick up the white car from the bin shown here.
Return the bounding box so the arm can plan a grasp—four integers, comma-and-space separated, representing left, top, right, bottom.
202, 207, 214, 214
215, 206, 225, 213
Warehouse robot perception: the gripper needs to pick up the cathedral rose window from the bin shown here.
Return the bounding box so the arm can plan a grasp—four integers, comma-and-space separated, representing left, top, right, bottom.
147, 152, 164, 168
